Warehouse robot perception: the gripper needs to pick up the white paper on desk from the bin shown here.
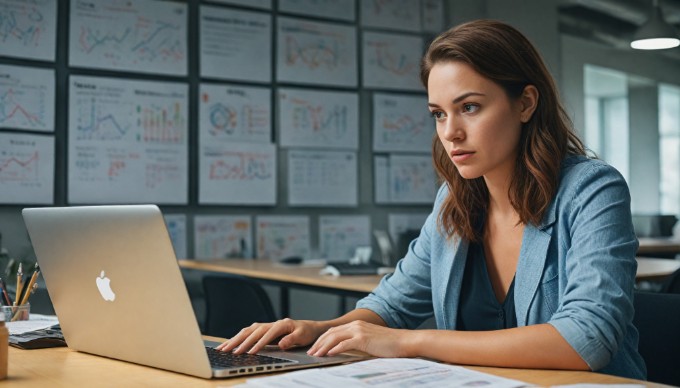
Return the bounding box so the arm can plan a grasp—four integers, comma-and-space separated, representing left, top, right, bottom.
7, 314, 59, 335
245, 358, 528, 388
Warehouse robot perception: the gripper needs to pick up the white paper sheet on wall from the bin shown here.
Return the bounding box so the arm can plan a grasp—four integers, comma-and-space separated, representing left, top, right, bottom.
199, 141, 277, 205
288, 149, 358, 207
200, 6, 272, 82
68, 75, 189, 204
256, 215, 310, 261
363, 31, 424, 91
277, 17, 357, 87
373, 155, 390, 204
194, 215, 252, 259
279, 0, 355, 21
278, 88, 359, 150
0, 132, 54, 204
200, 83, 272, 144
69, 0, 188, 75
164, 214, 187, 260
319, 215, 371, 261
372, 93, 432, 152
0, 0, 57, 61
389, 154, 437, 204
0, 64, 55, 132
360, 0, 422, 32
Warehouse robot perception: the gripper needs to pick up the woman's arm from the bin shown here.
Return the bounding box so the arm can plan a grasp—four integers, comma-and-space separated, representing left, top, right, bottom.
309, 321, 589, 370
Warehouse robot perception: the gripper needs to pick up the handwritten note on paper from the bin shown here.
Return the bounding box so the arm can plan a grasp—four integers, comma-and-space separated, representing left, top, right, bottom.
277, 17, 357, 87
278, 88, 358, 150
372, 93, 432, 152
0, 64, 55, 132
0, 0, 57, 61
0, 132, 54, 204
194, 215, 252, 259
363, 31, 423, 91
279, 0, 355, 21
200, 83, 271, 144
200, 6, 272, 82
199, 142, 276, 205
319, 215, 371, 261
69, 0, 187, 75
164, 214, 187, 260
68, 75, 188, 204
256, 216, 310, 261
288, 150, 357, 207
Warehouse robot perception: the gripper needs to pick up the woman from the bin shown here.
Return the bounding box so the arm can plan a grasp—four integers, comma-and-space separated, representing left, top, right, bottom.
217, 19, 646, 379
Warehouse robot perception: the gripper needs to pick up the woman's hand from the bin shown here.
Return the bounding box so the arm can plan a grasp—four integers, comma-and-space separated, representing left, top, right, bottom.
307, 320, 416, 358
215, 318, 327, 354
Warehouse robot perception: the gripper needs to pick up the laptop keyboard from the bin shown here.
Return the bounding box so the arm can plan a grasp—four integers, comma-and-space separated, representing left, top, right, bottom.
206, 347, 294, 368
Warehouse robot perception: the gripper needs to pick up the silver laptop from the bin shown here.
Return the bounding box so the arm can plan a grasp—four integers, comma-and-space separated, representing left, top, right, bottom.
22, 205, 363, 379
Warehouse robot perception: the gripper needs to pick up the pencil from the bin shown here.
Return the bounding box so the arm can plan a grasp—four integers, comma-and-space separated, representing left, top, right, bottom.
0, 278, 11, 306
19, 264, 40, 306
14, 263, 23, 306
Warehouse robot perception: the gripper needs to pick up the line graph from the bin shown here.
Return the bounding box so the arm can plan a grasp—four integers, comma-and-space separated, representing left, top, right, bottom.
0, 0, 56, 61
0, 88, 45, 128
363, 32, 422, 90
75, 98, 132, 141
285, 36, 339, 70
0, 150, 38, 182
365, 40, 416, 76
373, 94, 431, 152
290, 97, 348, 138
0, 5, 42, 46
207, 151, 273, 181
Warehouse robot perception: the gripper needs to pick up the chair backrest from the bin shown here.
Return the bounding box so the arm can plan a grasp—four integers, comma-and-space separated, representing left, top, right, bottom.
633, 291, 680, 386
202, 274, 277, 339
660, 268, 680, 294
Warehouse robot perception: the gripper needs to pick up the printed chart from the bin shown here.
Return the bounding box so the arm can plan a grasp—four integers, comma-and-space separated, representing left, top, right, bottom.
363, 31, 423, 91
422, 0, 444, 33
279, 0, 355, 21
373, 93, 432, 152
374, 154, 437, 204
277, 17, 357, 87
199, 142, 276, 205
68, 75, 188, 204
0, 132, 54, 204
0, 64, 54, 132
200, 83, 271, 144
288, 150, 357, 207
278, 88, 358, 149
0, 0, 56, 61
319, 215, 371, 261
256, 216, 310, 261
194, 215, 252, 259
200, 6, 271, 82
164, 214, 187, 259
69, 0, 187, 75
360, 0, 421, 32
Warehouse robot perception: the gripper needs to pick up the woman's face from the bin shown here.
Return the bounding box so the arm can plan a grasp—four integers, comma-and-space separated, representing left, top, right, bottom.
427, 61, 534, 183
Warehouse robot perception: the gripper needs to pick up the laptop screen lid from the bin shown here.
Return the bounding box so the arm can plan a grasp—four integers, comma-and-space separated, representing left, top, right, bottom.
23, 205, 214, 378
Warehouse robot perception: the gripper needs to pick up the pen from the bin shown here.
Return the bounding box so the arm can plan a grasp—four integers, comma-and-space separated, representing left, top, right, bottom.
0, 278, 11, 306
19, 264, 40, 306
14, 263, 23, 306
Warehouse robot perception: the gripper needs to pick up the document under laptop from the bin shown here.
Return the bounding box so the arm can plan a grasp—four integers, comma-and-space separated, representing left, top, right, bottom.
22, 205, 364, 379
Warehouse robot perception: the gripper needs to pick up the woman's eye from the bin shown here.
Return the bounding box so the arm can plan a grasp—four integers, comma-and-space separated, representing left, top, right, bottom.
463, 103, 479, 113
430, 111, 446, 121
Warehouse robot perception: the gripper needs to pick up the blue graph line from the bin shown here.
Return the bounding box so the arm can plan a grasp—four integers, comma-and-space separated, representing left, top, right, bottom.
79, 27, 131, 54
77, 100, 129, 139
0, 8, 43, 45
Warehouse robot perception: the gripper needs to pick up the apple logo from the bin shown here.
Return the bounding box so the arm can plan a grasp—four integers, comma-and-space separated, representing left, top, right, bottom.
96, 270, 116, 301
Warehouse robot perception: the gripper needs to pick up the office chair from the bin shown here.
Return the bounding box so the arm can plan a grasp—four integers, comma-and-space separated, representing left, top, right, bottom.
632, 291, 680, 386
660, 268, 680, 294
202, 274, 277, 339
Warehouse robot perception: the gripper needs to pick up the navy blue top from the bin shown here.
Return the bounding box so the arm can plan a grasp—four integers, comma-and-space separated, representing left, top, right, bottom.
456, 241, 517, 330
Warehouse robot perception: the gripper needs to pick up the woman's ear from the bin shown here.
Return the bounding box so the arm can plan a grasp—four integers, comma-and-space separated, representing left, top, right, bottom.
519, 85, 539, 123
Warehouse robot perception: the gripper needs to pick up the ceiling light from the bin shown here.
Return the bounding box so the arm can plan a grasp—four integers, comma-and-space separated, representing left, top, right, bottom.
631, 0, 680, 50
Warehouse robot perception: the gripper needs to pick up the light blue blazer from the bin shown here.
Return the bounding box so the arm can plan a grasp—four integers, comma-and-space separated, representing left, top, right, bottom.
357, 156, 646, 379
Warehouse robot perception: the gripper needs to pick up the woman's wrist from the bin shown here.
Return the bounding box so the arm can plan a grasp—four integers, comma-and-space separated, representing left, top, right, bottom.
399, 329, 423, 358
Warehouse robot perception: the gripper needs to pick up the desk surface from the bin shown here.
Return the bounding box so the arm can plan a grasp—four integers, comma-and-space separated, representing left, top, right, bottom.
638, 237, 680, 255
180, 257, 679, 289
6, 345, 669, 387
179, 259, 380, 293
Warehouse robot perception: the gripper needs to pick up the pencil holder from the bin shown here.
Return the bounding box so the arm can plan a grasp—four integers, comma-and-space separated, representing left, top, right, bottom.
2, 303, 30, 322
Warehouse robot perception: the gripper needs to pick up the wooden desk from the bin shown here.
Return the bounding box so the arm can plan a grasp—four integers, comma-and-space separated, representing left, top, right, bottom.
638, 237, 680, 257
635, 257, 680, 281
179, 259, 382, 317
5, 345, 669, 387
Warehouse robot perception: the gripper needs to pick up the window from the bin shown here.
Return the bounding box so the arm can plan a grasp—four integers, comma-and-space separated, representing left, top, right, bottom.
659, 84, 680, 215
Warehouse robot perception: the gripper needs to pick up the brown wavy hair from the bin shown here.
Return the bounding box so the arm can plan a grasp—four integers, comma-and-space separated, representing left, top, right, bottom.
421, 20, 586, 242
